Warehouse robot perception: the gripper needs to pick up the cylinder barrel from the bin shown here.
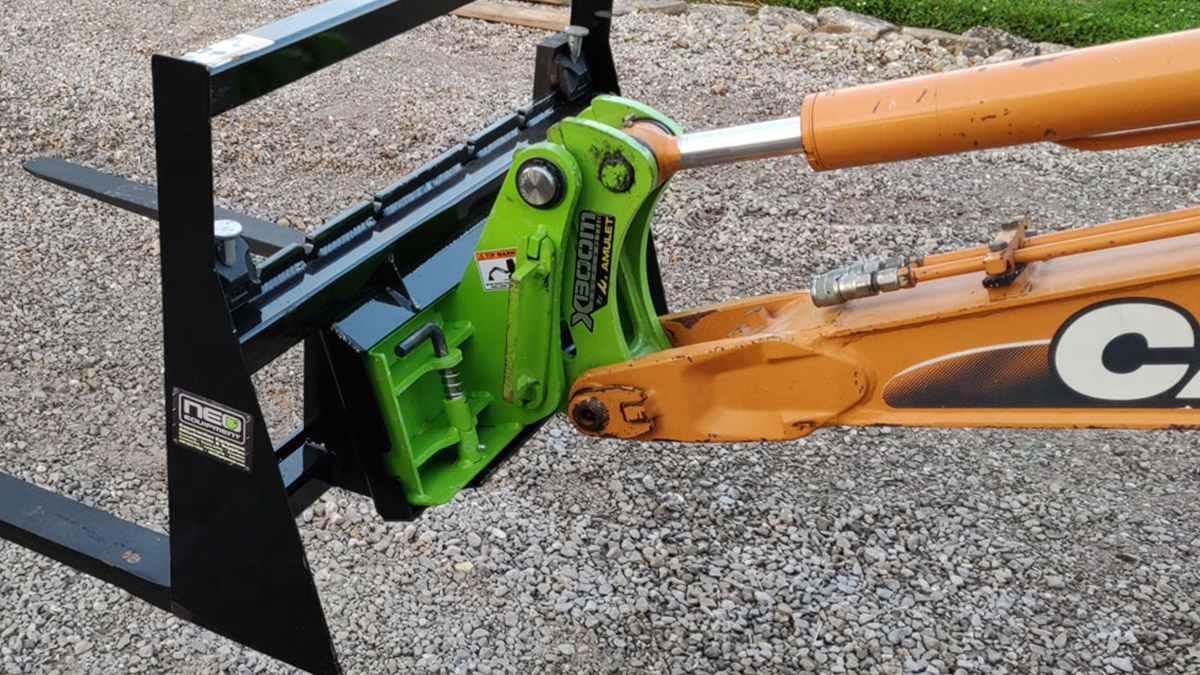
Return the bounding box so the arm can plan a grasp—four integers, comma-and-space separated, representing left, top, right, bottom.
800, 28, 1200, 171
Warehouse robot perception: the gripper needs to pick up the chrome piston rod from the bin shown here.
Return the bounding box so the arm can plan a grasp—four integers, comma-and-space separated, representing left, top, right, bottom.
676, 117, 804, 169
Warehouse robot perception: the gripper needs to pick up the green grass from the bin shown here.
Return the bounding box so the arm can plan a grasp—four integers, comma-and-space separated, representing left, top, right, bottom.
779, 0, 1199, 46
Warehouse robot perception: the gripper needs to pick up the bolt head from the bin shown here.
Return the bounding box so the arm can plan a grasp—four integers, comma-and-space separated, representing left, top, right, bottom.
599, 154, 635, 193
515, 160, 563, 209
988, 239, 1008, 252
214, 219, 243, 241
571, 397, 610, 433
562, 25, 589, 38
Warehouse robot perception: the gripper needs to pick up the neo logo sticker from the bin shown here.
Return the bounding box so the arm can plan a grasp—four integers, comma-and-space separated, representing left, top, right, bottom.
570, 210, 616, 331
172, 389, 253, 471
1051, 298, 1200, 402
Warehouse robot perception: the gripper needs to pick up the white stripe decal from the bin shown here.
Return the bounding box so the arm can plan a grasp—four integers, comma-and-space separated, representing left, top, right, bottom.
892, 339, 1052, 379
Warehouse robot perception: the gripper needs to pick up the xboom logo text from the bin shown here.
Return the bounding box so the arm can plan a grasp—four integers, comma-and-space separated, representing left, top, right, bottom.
570, 211, 615, 331
1051, 299, 1200, 403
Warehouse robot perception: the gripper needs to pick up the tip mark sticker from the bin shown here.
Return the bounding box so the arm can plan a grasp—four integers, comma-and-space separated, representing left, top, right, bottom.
476, 248, 517, 291
183, 34, 274, 68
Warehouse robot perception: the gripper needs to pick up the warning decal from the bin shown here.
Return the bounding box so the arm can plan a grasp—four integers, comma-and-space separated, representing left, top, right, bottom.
183, 34, 274, 68
476, 248, 518, 291
172, 389, 253, 471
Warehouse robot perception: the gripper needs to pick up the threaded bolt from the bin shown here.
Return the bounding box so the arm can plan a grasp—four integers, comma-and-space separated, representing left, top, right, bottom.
563, 25, 589, 62
214, 219, 243, 267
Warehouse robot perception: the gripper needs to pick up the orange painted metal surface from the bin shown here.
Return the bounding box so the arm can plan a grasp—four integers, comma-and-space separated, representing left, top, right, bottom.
909, 207, 1200, 283
591, 30, 1200, 443
1056, 121, 1200, 151
625, 120, 682, 181
800, 29, 1200, 170
567, 207, 1200, 442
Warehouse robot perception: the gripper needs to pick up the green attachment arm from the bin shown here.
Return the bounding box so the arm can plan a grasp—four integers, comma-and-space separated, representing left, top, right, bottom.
551, 96, 680, 383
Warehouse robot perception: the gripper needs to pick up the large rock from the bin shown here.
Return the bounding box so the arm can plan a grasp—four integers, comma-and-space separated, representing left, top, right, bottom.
900, 26, 990, 53
962, 26, 1036, 56
816, 6, 896, 40
630, 0, 687, 15
982, 48, 1014, 64
1036, 41, 1071, 55
687, 3, 747, 26
757, 6, 818, 32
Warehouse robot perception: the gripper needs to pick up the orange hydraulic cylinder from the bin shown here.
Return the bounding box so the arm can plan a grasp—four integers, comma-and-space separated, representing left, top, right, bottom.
800, 29, 1200, 171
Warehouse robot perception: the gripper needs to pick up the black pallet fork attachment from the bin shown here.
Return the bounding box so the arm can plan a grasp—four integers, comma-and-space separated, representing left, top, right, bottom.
0, 0, 652, 673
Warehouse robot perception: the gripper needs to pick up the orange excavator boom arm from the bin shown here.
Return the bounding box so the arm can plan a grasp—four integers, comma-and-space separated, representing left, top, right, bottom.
568, 28, 1200, 443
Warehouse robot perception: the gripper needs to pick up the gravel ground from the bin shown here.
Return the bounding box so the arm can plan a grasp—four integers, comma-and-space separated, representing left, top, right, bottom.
3, 2, 1200, 674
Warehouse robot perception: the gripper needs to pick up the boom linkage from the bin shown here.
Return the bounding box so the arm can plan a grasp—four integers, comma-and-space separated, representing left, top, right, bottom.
567, 206, 1200, 443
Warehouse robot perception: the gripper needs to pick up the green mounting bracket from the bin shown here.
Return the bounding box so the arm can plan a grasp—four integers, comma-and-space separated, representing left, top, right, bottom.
364, 315, 499, 505
362, 96, 680, 506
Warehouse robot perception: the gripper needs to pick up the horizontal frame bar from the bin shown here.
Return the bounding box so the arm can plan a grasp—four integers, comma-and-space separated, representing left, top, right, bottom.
194, 0, 477, 115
